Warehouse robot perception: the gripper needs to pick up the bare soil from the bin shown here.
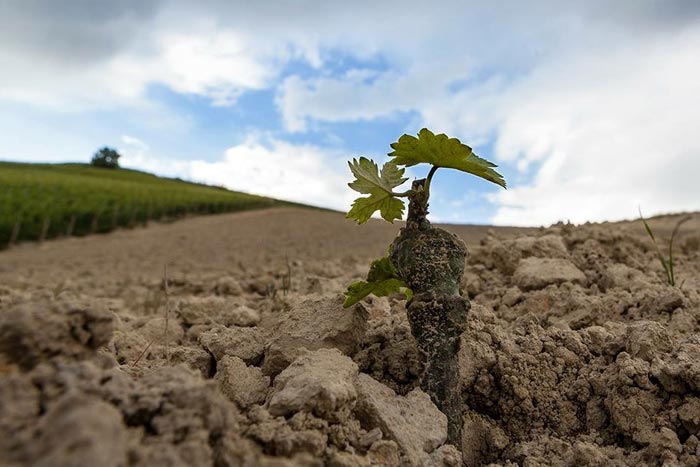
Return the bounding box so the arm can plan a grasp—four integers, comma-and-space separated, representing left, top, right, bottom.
1, 207, 699, 467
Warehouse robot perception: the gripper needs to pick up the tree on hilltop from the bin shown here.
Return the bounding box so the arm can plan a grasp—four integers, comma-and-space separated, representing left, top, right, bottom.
91, 147, 121, 169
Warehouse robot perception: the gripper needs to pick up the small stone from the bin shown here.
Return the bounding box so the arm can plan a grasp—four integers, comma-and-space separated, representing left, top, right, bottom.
458, 334, 497, 389
368, 440, 400, 467
580, 326, 616, 356
0, 373, 40, 460
678, 398, 700, 433
245, 407, 328, 457
603, 263, 651, 291
0, 297, 114, 370
358, 427, 383, 449
215, 355, 270, 408
262, 295, 368, 376
624, 321, 673, 362
136, 316, 185, 344
199, 325, 265, 365
267, 348, 358, 421
426, 444, 462, 467
513, 234, 569, 258
354, 373, 447, 467
668, 309, 698, 336
461, 411, 509, 466
653, 336, 700, 393
513, 257, 586, 290
357, 296, 391, 320
649, 427, 682, 456
461, 271, 483, 298
176, 296, 220, 326
328, 451, 371, 467
169, 346, 213, 377
219, 305, 260, 327
33, 394, 128, 467
502, 286, 523, 307
177, 296, 254, 327
213, 276, 244, 296
303, 276, 326, 294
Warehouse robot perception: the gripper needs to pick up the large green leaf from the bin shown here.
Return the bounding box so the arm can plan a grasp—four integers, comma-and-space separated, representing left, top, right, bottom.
343, 256, 413, 308
388, 128, 506, 188
346, 157, 407, 224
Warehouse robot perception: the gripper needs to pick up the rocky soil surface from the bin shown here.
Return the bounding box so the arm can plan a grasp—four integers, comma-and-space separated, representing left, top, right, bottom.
0, 208, 699, 467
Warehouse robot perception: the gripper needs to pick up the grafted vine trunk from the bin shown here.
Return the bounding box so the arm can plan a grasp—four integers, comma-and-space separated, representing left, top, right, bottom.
390, 179, 469, 446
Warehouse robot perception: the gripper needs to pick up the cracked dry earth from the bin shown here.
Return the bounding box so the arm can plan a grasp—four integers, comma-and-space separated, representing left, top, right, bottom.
1, 207, 699, 467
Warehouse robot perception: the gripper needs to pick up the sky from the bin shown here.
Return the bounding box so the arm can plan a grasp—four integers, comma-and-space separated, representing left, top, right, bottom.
1, 0, 699, 226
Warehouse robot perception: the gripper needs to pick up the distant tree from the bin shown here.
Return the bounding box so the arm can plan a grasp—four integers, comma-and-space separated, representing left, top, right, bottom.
91, 147, 121, 169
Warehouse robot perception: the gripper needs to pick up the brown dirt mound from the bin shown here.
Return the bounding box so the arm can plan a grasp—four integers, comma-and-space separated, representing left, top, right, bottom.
0, 208, 698, 467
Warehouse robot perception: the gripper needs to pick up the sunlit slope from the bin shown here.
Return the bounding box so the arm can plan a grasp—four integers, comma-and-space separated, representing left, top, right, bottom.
0, 162, 297, 246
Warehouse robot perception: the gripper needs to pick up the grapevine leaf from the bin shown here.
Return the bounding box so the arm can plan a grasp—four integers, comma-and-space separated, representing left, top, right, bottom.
388, 128, 506, 188
343, 278, 406, 308
347, 194, 405, 224
343, 256, 413, 308
346, 157, 407, 224
365, 255, 399, 282
348, 157, 407, 194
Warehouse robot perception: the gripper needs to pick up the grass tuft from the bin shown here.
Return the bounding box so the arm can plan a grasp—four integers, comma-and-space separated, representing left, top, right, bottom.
639, 208, 691, 287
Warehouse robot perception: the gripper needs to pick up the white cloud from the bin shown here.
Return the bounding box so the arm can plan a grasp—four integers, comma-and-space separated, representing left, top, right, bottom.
147, 30, 278, 105
485, 29, 700, 225
277, 63, 468, 133
121, 135, 148, 151
118, 136, 191, 178
187, 137, 353, 210
0, 1, 592, 109
0, 9, 294, 109
119, 134, 354, 211
274, 15, 700, 226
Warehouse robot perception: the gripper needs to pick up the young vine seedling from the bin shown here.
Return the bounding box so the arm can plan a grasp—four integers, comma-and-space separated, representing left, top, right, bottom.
344, 128, 506, 307
343, 128, 506, 446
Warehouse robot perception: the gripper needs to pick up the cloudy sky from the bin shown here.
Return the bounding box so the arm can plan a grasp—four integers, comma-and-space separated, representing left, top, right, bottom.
1, 0, 699, 226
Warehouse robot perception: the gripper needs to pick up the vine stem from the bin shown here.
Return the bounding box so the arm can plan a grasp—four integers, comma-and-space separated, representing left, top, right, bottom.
392, 166, 439, 198
424, 165, 439, 199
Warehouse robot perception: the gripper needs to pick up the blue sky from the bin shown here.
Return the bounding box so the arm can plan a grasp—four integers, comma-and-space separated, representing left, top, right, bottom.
1, 0, 699, 226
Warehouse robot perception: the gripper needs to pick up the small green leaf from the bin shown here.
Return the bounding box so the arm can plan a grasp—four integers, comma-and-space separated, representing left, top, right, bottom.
346, 157, 407, 224
343, 278, 406, 308
347, 194, 405, 224
343, 256, 412, 307
389, 128, 506, 188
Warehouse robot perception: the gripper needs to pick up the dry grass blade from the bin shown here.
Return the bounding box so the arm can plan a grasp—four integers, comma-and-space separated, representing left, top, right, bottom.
163, 264, 171, 364
639, 209, 671, 283
132, 265, 172, 368
283, 252, 292, 295
668, 215, 692, 287
639, 209, 691, 287
131, 341, 153, 367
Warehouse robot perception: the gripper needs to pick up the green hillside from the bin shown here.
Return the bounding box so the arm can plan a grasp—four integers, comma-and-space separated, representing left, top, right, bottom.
0, 162, 292, 247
